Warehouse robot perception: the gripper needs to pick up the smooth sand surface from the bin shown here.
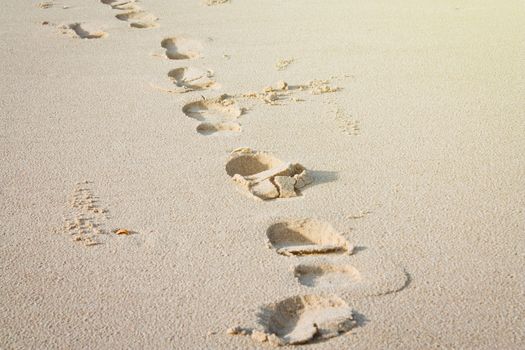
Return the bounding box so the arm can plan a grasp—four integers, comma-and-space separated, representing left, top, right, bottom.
1, 0, 524, 348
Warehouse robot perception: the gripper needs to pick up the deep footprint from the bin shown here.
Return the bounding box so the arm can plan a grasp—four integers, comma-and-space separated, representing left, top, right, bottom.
63, 23, 107, 39
182, 95, 242, 135
256, 295, 356, 346
225, 148, 313, 200
161, 37, 202, 59
266, 219, 353, 256
168, 67, 216, 92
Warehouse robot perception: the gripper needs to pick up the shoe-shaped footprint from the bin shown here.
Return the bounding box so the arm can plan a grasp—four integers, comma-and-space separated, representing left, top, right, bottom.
182, 95, 242, 136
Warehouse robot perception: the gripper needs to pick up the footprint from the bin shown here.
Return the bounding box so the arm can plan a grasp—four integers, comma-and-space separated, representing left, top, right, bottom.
61, 23, 107, 39
256, 295, 356, 345
37, 1, 54, 9
196, 122, 241, 135
225, 148, 313, 200
101, 0, 140, 11
293, 259, 409, 298
182, 95, 241, 121
294, 264, 361, 288
115, 11, 159, 28
168, 67, 217, 92
161, 37, 202, 60
204, 0, 230, 5
266, 219, 353, 256
182, 95, 242, 135
60, 182, 137, 247
61, 182, 109, 246
150, 68, 218, 95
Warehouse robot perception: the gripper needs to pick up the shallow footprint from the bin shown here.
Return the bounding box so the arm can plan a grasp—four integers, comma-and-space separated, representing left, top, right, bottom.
161, 37, 202, 59
294, 264, 360, 288
266, 219, 353, 255
256, 295, 356, 346
101, 0, 141, 11
225, 148, 313, 200
115, 11, 159, 28
196, 122, 241, 135
61, 23, 107, 39
293, 259, 408, 298
204, 0, 230, 5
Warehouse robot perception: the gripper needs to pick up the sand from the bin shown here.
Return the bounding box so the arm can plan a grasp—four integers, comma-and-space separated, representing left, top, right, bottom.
1, 0, 524, 348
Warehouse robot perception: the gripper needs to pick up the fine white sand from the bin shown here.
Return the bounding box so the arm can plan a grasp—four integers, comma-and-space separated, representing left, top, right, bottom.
1, 0, 524, 348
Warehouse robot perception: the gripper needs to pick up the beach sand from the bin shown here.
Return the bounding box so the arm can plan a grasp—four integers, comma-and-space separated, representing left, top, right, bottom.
1, 0, 524, 348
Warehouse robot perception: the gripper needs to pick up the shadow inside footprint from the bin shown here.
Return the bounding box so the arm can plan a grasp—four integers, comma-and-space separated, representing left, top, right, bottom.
196, 122, 241, 135
67, 23, 107, 39
256, 295, 357, 346
266, 219, 353, 256
168, 67, 216, 91
225, 148, 315, 200
161, 37, 202, 60
183, 96, 241, 122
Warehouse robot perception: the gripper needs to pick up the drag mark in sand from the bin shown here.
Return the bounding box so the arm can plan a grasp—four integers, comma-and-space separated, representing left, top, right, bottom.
240, 78, 343, 107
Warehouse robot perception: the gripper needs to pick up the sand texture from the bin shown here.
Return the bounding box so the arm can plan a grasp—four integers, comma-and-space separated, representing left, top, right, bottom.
1, 0, 524, 349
